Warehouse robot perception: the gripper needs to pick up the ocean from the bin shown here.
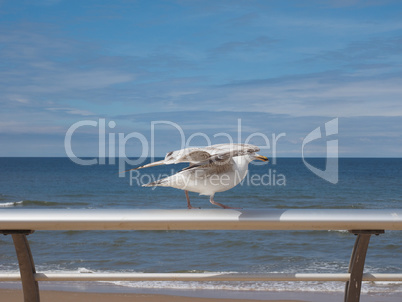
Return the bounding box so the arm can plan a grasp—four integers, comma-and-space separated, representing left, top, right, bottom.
0, 157, 401, 300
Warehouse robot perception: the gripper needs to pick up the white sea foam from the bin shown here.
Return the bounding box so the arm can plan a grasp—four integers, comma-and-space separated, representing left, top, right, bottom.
11, 264, 399, 294
78, 267, 94, 273
0, 201, 23, 207
99, 279, 402, 294
3, 265, 401, 295
85, 270, 401, 294
327, 230, 349, 233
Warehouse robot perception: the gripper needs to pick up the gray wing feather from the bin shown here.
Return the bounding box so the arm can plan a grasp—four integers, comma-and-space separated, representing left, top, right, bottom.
136, 143, 259, 170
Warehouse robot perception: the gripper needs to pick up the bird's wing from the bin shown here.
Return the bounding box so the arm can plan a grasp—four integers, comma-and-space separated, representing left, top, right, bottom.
166, 143, 259, 164
204, 143, 260, 159
180, 157, 235, 174
164, 148, 211, 164
135, 144, 259, 170
132, 148, 211, 170
179, 143, 259, 172
129, 159, 166, 170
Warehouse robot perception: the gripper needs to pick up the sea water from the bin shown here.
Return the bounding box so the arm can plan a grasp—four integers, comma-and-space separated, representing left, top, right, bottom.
0, 158, 401, 299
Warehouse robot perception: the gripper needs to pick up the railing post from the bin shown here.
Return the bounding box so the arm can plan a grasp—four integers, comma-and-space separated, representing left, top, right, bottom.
1, 230, 40, 302
344, 230, 384, 302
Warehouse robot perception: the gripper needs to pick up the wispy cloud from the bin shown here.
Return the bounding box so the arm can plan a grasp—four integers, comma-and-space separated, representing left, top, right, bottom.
45, 107, 95, 116
210, 36, 278, 56
223, 73, 402, 117
0, 25, 136, 113
98, 111, 402, 157
308, 36, 402, 64
143, 69, 402, 118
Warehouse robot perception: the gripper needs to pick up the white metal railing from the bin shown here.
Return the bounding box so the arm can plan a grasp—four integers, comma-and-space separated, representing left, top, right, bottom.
1, 208, 401, 230
1, 208, 402, 302
1, 272, 402, 282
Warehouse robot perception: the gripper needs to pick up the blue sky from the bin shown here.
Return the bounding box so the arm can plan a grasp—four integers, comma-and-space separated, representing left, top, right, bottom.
0, 0, 401, 157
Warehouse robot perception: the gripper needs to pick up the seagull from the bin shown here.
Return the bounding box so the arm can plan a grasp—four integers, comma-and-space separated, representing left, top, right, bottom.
131, 143, 268, 209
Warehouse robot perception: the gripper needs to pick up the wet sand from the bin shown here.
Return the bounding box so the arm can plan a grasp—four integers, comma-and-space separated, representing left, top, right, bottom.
0, 288, 304, 302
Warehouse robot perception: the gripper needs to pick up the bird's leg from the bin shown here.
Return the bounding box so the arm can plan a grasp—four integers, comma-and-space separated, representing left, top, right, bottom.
209, 195, 241, 209
185, 190, 199, 209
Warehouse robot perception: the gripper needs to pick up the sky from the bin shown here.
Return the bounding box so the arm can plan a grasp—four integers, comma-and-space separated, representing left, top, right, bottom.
0, 0, 402, 158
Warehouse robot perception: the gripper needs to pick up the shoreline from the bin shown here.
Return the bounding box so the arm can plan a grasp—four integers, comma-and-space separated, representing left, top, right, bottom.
1, 283, 401, 302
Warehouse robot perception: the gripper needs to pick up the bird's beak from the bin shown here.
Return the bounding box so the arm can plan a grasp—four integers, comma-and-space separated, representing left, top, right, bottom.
255, 155, 269, 162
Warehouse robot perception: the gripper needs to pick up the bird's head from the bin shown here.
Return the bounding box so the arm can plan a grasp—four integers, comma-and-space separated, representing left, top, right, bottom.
247, 153, 269, 163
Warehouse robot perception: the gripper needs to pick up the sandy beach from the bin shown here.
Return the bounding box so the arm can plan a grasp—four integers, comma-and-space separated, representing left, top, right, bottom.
0, 289, 304, 302
2, 288, 402, 302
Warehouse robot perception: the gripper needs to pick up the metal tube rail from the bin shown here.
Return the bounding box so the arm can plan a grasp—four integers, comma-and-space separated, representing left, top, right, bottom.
1, 272, 402, 282
1, 208, 402, 302
1, 208, 402, 230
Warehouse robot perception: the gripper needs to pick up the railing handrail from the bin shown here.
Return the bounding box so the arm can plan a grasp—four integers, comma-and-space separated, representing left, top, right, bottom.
1, 272, 402, 282
1, 208, 402, 302
1, 208, 402, 231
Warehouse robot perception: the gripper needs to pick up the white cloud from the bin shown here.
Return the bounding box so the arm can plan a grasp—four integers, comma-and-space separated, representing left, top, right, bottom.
186, 72, 402, 118
25, 70, 135, 94
46, 107, 95, 116
0, 120, 65, 134
7, 95, 30, 104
